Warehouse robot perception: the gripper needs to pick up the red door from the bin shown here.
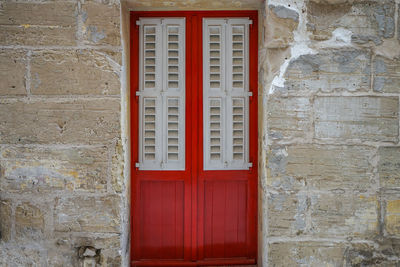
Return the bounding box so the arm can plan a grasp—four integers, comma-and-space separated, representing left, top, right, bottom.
130, 11, 258, 266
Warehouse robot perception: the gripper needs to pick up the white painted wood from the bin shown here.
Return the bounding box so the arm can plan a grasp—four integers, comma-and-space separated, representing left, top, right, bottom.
137, 18, 185, 170
203, 18, 252, 170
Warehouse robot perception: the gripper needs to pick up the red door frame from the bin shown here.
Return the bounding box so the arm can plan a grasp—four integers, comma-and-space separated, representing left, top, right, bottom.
130, 11, 258, 266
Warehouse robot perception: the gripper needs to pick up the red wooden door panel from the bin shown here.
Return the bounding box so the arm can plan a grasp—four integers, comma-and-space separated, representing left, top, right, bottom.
131, 11, 258, 267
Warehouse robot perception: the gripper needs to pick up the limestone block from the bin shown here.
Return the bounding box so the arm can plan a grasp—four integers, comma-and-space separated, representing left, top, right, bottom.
307, 0, 395, 44
15, 202, 45, 241
111, 139, 124, 193
314, 96, 398, 142
283, 49, 371, 93
0, 50, 26, 96
265, 4, 298, 48
0, 2, 77, 46
373, 56, 400, 93
268, 242, 345, 267
0, 200, 12, 242
0, 98, 120, 145
50, 233, 121, 266
81, 2, 121, 46
0, 244, 44, 266
310, 193, 378, 238
267, 145, 374, 192
268, 192, 308, 236
267, 97, 312, 141
0, 146, 108, 193
54, 195, 120, 233
30, 50, 121, 95
384, 193, 400, 236
378, 147, 400, 189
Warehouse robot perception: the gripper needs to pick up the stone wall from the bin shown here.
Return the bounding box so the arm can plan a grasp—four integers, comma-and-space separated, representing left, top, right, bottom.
260, 0, 400, 266
1, 0, 400, 266
0, 0, 126, 266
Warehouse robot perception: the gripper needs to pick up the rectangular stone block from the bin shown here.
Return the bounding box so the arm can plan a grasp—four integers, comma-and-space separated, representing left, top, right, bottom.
0, 49, 26, 96
378, 146, 400, 189
0, 98, 120, 145
267, 145, 375, 192
268, 192, 308, 236
0, 244, 44, 266
0, 146, 108, 193
283, 49, 371, 93
30, 50, 120, 96
54, 195, 120, 233
0, 2, 77, 46
373, 56, 400, 93
267, 97, 312, 141
307, 0, 395, 44
268, 242, 345, 267
314, 97, 398, 142
384, 192, 400, 236
0, 25, 77, 46
81, 2, 121, 46
311, 193, 378, 238
15, 202, 45, 241
0, 200, 12, 242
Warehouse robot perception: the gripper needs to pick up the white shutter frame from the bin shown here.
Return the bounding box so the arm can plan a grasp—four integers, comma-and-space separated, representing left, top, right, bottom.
203, 18, 252, 170
137, 18, 185, 170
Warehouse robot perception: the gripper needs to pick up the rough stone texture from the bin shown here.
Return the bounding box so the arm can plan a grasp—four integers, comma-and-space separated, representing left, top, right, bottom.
15, 202, 45, 241
373, 56, 400, 93
0, 98, 120, 145
307, 0, 395, 44
267, 97, 312, 141
0, 199, 12, 242
30, 50, 121, 95
384, 192, 400, 236
265, 4, 298, 48
0, 146, 109, 193
282, 49, 371, 93
314, 96, 399, 142
267, 145, 375, 192
54, 195, 120, 233
81, 2, 121, 46
378, 147, 400, 189
0, 2, 77, 46
0, 50, 26, 96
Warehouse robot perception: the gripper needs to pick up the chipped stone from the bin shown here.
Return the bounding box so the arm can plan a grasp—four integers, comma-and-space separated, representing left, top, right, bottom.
15, 202, 45, 241
269, 5, 299, 22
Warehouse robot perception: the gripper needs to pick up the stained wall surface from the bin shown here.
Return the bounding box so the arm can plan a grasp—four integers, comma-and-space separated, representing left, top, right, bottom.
0, 0, 400, 266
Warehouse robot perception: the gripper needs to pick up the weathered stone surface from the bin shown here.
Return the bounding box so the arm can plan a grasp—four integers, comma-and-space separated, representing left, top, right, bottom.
111, 140, 124, 193
314, 97, 399, 142
30, 50, 120, 95
127, 0, 263, 10
344, 241, 400, 266
311, 193, 378, 238
373, 56, 400, 93
267, 97, 312, 141
81, 2, 121, 46
50, 233, 121, 266
265, 4, 298, 48
0, 199, 12, 242
15, 202, 45, 241
0, 50, 26, 96
0, 146, 108, 193
307, 0, 395, 44
268, 192, 308, 236
0, 244, 44, 266
0, 2, 77, 46
0, 25, 77, 46
384, 193, 400, 236
378, 147, 400, 189
0, 98, 120, 145
268, 242, 345, 266
54, 195, 120, 233
283, 49, 371, 93
267, 145, 375, 192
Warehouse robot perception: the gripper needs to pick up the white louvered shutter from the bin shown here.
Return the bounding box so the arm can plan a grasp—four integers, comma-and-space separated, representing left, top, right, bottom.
137, 18, 185, 170
203, 18, 252, 170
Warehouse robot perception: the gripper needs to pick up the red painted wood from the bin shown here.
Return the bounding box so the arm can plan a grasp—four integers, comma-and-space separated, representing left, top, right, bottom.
130, 11, 258, 266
